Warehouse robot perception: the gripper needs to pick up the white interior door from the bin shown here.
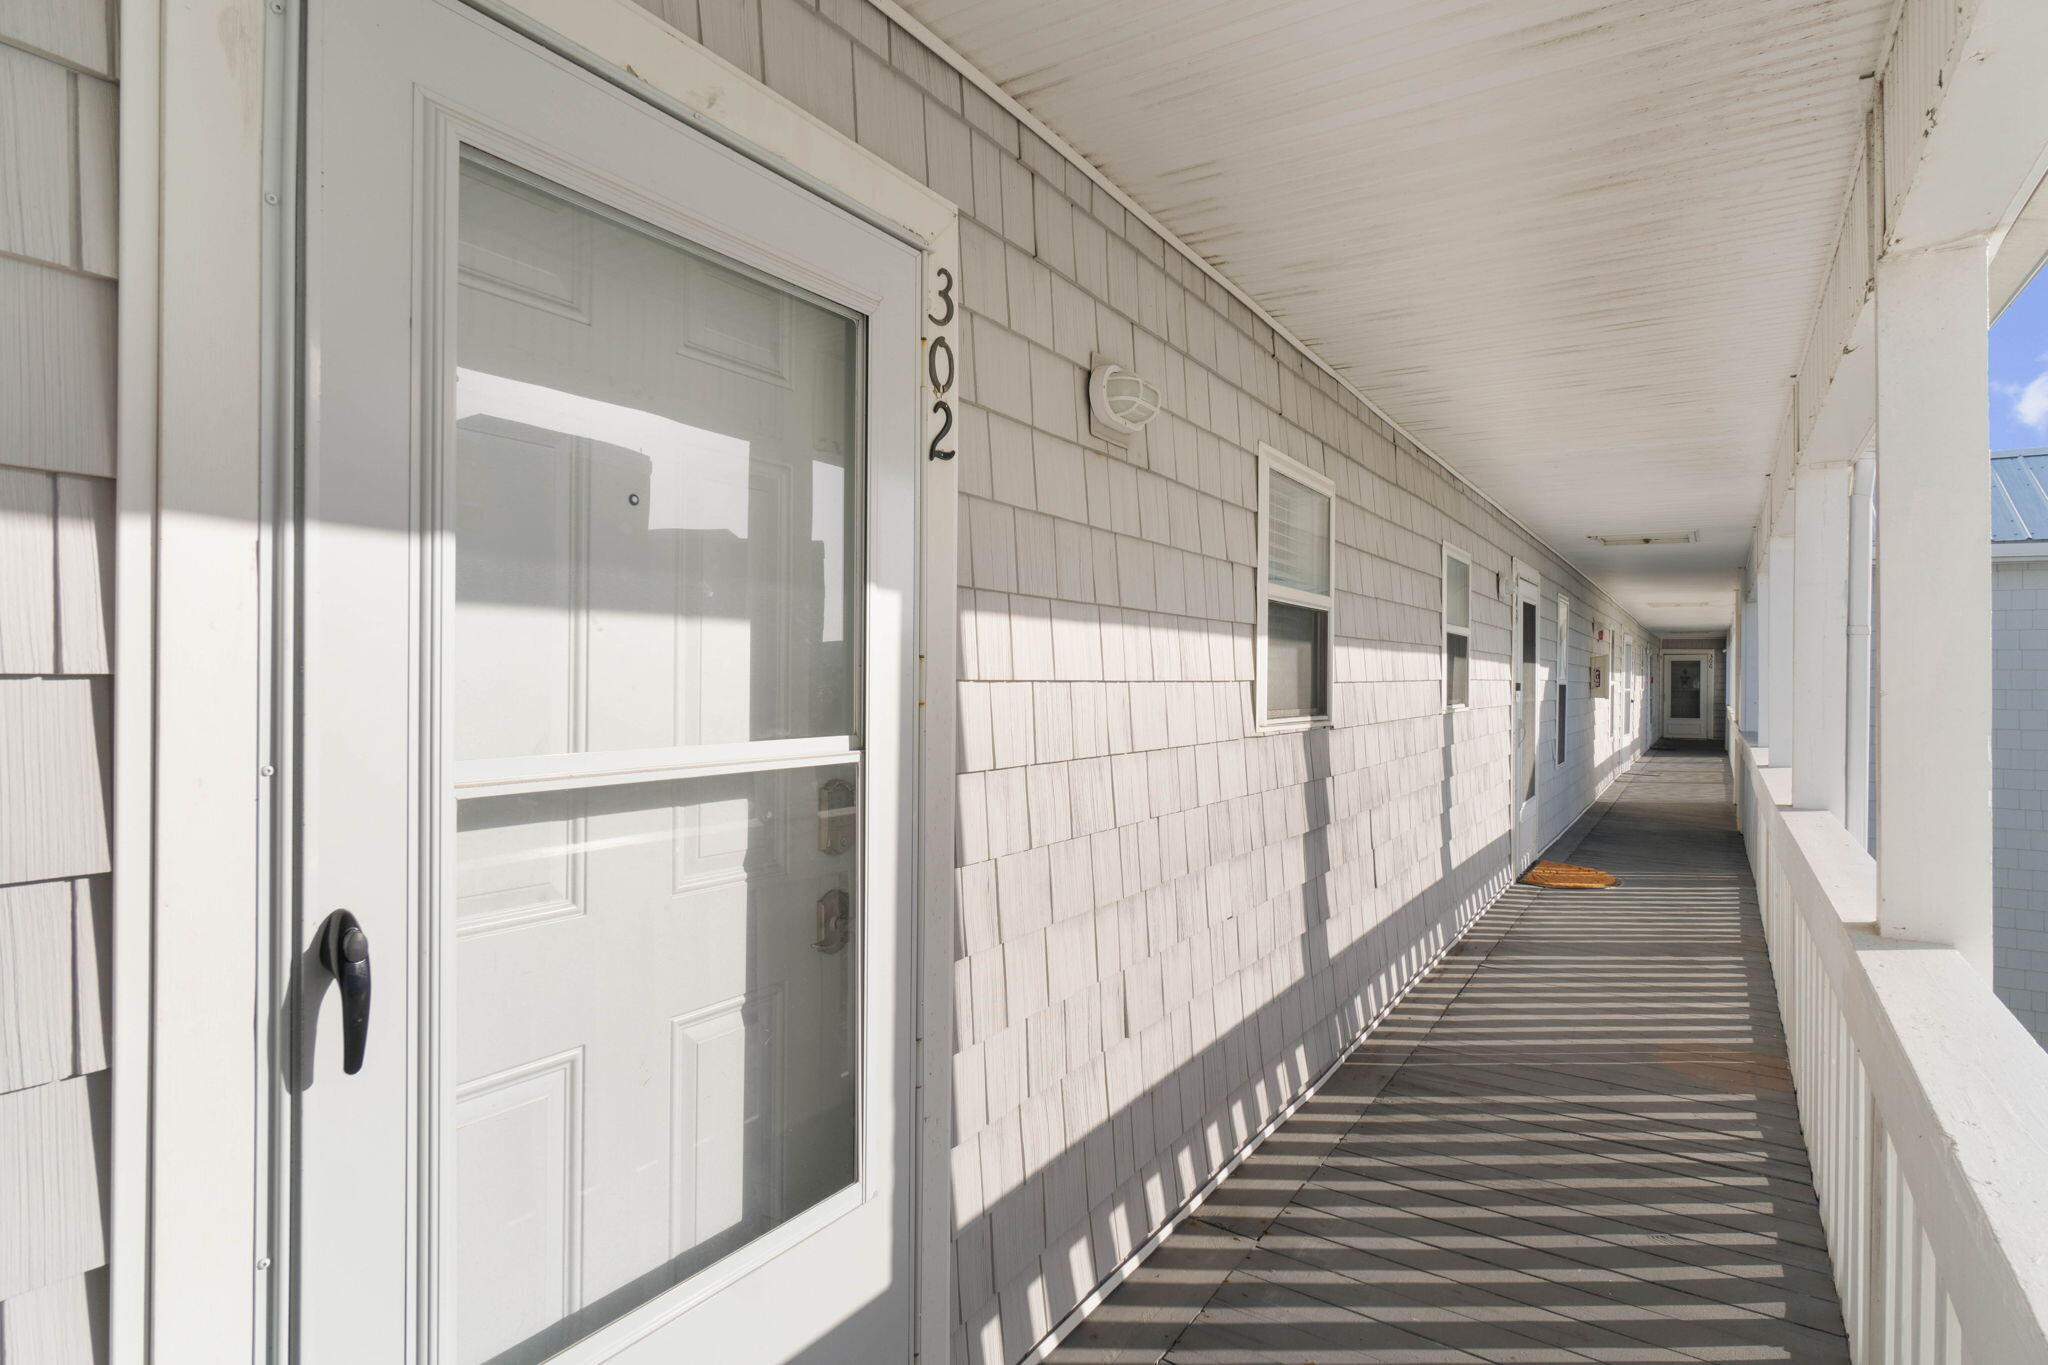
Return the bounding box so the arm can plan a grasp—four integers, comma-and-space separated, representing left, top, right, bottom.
1663, 653, 1713, 739
294, 1, 922, 1360
1510, 571, 1541, 872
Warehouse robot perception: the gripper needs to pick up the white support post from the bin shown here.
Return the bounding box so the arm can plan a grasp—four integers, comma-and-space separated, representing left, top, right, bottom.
1726, 586, 1742, 735
1765, 531, 1797, 764
1874, 239, 1992, 973
1740, 585, 1760, 734
1793, 461, 1853, 820
1846, 452, 1876, 850
1750, 566, 1769, 741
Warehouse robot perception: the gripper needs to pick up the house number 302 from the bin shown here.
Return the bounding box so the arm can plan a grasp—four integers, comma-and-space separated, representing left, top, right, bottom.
927, 266, 956, 461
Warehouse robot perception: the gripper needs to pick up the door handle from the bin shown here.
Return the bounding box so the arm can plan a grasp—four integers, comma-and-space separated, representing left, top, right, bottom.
317, 909, 372, 1075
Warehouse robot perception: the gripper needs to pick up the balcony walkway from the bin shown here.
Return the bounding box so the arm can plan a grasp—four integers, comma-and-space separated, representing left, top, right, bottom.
1051, 749, 1849, 1364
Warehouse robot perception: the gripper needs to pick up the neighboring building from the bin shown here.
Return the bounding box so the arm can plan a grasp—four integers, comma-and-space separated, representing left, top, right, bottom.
1992, 449, 2048, 1045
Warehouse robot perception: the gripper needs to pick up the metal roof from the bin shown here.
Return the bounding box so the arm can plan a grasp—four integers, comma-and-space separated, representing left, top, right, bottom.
1993, 450, 2048, 543
891, 0, 1898, 631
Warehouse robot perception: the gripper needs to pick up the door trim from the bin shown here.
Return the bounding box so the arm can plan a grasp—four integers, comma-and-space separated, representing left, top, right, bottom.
141, 0, 962, 1357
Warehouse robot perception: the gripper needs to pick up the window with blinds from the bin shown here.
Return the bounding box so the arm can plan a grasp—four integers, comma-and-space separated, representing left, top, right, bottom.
1257, 445, 1335, 725
1444, 544, 1472, 709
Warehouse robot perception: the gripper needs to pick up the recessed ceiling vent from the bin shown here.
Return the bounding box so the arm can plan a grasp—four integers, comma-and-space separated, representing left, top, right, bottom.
1588, 531, 1698, 547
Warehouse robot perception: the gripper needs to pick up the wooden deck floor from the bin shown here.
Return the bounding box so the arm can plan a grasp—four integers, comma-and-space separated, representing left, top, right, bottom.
1048, 750, 1849, 1364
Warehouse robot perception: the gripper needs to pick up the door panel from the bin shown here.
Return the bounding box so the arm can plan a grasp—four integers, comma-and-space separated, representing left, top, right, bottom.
1663, 655, 1712, 738
297, 1, 921, 1359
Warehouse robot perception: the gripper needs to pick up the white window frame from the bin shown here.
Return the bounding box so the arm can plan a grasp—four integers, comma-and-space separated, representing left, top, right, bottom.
1256, 442, 1337, 729
1442, 542, 1474, 711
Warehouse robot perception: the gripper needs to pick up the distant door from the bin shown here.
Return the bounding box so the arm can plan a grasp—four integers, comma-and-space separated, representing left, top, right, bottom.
1662, 652, 1714, 740
1510, 569, 1542, 871
293, 0, 923, 1359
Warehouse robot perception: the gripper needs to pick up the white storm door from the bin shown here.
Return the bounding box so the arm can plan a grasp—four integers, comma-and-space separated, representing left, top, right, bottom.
1510, 572, 1541, 872
1663, 654, 1712, 739
295, 1, 922, 1361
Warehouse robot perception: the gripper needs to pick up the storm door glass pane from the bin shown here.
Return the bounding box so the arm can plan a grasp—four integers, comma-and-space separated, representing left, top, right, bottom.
444, 151, 865, 1365
1671, 660, 1703, 719
452, 769, 859, 1364
451, 155, 862, 761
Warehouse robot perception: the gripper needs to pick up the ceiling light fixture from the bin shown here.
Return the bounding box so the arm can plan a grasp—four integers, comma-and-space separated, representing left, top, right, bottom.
1588, 531, 1698, 547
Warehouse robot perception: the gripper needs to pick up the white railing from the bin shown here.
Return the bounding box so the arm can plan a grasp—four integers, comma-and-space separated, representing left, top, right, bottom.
1732, 720, 2048, 1363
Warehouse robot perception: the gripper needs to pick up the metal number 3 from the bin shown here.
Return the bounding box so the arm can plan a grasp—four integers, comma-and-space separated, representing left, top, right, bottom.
927, 266, 957, 460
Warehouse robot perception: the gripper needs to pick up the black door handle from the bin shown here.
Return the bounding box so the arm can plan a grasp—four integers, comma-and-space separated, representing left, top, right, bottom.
317, 909, 372, 1075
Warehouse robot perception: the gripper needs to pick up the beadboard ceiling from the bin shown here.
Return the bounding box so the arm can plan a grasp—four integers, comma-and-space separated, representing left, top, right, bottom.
893, 0, 1899, 634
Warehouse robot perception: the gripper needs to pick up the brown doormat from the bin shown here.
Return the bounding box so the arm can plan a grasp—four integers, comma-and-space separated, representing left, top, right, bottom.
1520, 860, 1618, 889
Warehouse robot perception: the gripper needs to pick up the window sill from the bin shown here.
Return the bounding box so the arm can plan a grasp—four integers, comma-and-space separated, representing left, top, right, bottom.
1256, 715, 1333, 735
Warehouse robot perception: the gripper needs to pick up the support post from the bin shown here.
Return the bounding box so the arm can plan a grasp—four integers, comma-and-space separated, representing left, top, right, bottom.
1740, 582, 1760, 733
1765, 530, 1797, 764
1846, 453, 1876, 850
1794, 461, 1853, 819
1874, 240, 1992, 973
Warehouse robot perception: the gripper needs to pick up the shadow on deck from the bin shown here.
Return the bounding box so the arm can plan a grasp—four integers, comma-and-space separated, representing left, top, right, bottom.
1048, 752, 1848, 1364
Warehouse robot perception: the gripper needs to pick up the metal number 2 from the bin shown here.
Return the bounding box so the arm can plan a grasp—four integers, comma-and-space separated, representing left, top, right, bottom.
927, 265, 957, 460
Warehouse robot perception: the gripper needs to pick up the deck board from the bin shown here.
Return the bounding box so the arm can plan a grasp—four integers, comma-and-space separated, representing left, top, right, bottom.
1049, 750, 1850, 1365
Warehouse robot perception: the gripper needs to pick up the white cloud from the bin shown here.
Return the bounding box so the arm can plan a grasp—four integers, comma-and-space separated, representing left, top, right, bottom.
2018, 370, 2048, 433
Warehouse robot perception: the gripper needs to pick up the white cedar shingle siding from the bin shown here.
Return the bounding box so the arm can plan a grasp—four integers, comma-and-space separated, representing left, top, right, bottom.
0, 468, 57, 673
0, 1270, 103, 1364
0, 1268, 101, 1365
0, 1076, 106, 1302
614, 2, 1653, 1357
0, 879, 76, 1093
0, 2, 117, 1356
0, 679, 110, 885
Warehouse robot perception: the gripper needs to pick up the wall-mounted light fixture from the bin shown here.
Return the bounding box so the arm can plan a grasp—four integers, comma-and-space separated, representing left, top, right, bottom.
1087, 359, 1161, 440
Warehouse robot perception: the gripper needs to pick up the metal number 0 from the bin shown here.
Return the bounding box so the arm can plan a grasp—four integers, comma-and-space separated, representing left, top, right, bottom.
927, 267, 957, 460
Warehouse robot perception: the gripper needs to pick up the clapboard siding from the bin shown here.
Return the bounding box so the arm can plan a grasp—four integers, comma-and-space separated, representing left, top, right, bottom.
0, 8, 116, 1359
623, 2, 1646, 1357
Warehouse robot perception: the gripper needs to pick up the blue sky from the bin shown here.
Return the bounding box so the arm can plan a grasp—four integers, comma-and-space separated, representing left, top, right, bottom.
1992, 267, 2048, 451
